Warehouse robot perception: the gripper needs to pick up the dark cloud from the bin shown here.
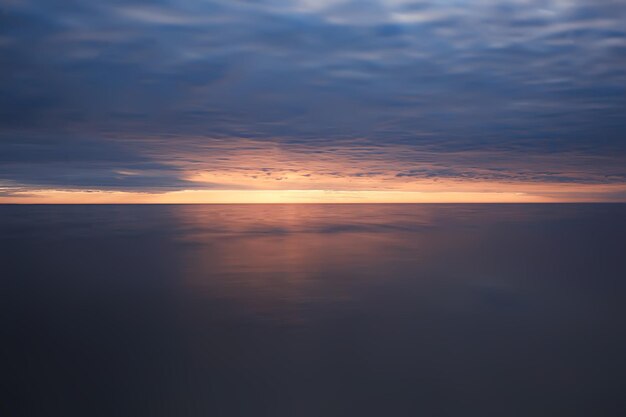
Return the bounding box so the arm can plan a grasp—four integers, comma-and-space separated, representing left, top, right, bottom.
0, 0, 625, 192
0, 132, 223, 190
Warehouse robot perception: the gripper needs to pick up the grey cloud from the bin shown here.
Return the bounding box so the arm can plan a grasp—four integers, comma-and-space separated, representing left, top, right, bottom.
1, 0, 625, 190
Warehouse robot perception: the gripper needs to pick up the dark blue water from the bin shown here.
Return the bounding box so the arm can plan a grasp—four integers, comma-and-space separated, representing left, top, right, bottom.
2, 204, 626, 417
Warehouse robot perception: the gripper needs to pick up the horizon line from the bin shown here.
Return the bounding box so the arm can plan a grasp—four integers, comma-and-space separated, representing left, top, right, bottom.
1, 188, 626, 204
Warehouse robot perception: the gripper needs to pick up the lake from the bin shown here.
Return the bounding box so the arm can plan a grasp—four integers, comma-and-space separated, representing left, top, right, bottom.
2, 204, 625, 416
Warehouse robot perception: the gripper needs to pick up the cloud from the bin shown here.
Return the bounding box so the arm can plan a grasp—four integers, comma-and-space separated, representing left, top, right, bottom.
0, 0, 625, 198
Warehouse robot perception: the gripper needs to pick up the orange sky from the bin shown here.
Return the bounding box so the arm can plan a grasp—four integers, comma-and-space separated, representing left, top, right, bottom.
3, 182, 626, 204
3, 137, 624, 203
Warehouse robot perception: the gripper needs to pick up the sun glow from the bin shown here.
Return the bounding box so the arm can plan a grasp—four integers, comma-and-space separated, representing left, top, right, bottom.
3, 184, 625, 204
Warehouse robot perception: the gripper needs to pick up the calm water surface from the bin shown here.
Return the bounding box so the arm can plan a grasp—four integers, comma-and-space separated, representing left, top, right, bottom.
2, 204, 626, 416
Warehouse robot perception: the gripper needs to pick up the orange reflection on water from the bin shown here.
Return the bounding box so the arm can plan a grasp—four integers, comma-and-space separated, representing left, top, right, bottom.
173, 204, 430, 320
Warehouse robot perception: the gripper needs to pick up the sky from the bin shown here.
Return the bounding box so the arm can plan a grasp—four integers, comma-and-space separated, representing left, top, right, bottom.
1, 0, 625, 203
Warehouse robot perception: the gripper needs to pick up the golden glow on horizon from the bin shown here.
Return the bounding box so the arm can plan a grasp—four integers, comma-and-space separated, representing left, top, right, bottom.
3, 138, 621, 203
1, 184, 625, 204
143, 137, 626, 194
